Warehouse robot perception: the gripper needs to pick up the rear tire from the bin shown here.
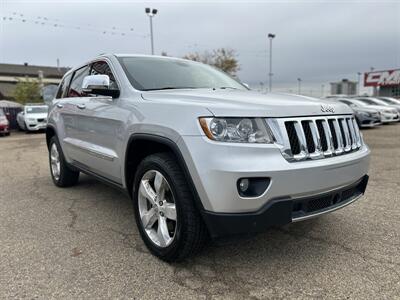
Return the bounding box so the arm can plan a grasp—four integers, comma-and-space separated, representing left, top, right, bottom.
132, 152, 208, 262
49, 136, 79, 187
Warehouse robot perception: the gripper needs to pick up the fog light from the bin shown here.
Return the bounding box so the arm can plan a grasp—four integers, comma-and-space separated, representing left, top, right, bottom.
237, 177, 271, 198
239, 178, 249, 192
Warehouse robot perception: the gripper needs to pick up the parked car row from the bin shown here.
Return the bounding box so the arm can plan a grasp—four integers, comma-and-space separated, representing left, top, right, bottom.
327, 96, 400, 128
16, 104, 48, 132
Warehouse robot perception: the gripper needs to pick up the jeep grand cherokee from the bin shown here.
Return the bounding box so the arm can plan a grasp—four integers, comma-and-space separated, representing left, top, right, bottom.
47, 54, 370, 261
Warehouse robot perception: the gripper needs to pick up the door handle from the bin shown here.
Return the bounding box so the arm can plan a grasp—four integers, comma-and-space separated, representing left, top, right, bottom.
77, 104, 86, 109
56, 103, 63, 108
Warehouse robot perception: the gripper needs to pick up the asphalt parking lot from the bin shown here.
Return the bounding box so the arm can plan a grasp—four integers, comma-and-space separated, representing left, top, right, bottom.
1, 125, 399, 299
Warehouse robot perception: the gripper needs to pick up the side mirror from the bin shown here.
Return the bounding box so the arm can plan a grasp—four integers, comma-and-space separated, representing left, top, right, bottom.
82, 75, 120, 98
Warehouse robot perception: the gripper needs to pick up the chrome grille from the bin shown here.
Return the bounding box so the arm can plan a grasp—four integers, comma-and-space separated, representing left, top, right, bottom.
267, 115, 362, 162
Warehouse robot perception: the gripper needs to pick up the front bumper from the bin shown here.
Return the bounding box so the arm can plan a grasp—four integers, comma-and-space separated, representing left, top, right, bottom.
202, 175, 368, 237
26, 122, 47, 131
356, 115, 382, 128
0, 125, 9, 133
381, 112, 399, 123
179, 136, 370, 213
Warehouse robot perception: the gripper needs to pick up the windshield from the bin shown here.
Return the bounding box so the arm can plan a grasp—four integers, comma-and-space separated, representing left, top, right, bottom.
348, 99, 368, 107
118, 56, 246, 91
26, 106, 48, 114
357, 98, 382, 106
369, 98, 389, 106
379, 98, 398, 105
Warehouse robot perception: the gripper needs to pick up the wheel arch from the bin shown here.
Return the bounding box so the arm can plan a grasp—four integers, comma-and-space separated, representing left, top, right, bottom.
125, 134, 205, 212
46, 125, 57, 149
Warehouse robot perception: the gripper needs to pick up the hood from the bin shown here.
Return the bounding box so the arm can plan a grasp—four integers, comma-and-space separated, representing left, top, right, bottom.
353, 107, 380, 113
363, 105, 397, 113
141, 89, 352, 117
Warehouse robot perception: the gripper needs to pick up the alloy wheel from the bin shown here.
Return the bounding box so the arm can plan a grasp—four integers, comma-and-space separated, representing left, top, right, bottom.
50, 143, 61, 181
138, 170, 177, 247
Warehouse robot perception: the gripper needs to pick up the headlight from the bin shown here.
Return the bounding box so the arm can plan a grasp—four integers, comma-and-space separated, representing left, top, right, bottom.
199, 117, 274, 143
0, 117, 8, 125
359, 112, 371, 117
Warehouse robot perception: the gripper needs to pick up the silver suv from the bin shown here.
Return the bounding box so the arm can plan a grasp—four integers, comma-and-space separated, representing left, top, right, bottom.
47, 54, 370, 261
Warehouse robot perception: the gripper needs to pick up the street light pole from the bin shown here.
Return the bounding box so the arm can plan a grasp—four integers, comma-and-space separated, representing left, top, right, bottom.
297, 78, 302, 95
145, 8, 158, 55
267, 33, 275, 92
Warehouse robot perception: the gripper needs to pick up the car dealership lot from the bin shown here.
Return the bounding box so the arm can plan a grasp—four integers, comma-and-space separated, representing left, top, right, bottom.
0, 126, 399, 299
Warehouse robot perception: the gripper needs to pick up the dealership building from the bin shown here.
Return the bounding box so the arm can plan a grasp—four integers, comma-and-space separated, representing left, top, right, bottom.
330, 79, 358, 95
364, 68, 400, 98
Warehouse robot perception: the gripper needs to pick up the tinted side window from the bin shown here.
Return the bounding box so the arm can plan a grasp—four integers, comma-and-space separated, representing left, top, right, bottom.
68, 66, 90, 97
90, 61, 118, 89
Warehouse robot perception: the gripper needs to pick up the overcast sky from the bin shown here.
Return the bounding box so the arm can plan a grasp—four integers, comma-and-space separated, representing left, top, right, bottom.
1, 0, 399, 94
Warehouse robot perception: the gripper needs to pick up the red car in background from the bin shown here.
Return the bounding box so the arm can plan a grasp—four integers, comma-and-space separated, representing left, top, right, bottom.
0, 108, 10, 136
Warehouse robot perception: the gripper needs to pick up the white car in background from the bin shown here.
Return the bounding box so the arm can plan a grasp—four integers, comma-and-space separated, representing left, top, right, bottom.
17, 104, 48, 131
356, 97, 400, 114
343, 98, 399, 123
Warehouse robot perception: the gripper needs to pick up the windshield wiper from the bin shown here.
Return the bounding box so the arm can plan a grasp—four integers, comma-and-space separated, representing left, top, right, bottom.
143, 87, 197, 91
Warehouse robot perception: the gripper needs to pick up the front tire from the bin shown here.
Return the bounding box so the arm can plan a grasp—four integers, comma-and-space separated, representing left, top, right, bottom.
132, 153, 208, 262
49, 136, 79, 187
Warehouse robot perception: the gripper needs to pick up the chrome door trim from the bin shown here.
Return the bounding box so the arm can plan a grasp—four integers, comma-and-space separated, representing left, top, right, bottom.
63, 138, 116, 161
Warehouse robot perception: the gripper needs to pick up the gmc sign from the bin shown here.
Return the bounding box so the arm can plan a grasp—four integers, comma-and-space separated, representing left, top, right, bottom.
364, 69, 400, 87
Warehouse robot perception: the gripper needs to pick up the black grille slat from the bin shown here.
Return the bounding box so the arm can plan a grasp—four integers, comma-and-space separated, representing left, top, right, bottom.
316, 120, 328, 151
346, 119, 353, 146
328, 120, 338, 149
301, 121, 315, 153
338, 119, 347, 147
285, 122, 301, 155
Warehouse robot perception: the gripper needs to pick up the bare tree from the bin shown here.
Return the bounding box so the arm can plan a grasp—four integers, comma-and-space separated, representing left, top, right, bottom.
183, 48, 239, 76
